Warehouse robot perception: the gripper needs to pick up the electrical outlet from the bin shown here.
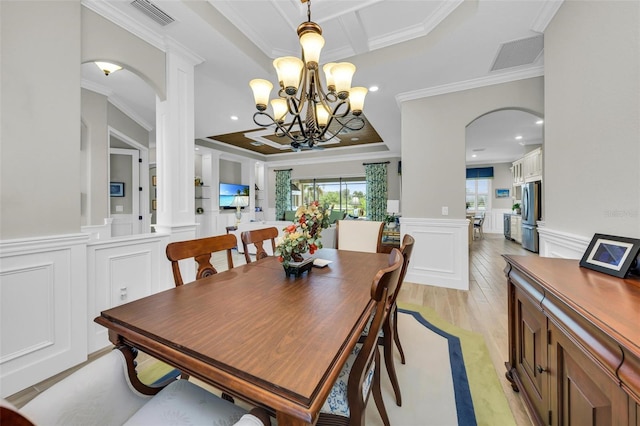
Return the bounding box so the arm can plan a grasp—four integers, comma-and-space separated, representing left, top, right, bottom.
442, 206, 449, 216
116, 205, 124, 212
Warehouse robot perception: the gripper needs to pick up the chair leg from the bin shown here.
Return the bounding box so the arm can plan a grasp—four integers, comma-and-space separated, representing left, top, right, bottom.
383, 315, 402, 406
372, 348, 391, 426
392, 305, 406, 365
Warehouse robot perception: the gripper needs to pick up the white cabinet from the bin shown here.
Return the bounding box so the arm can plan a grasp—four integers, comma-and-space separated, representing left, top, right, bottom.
511, 158, 524, 185
510, 215, 522, 243
523, 147, 542, 182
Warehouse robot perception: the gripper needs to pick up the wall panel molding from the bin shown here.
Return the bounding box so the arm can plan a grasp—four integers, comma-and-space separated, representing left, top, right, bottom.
400, 217, 469, 290
538, 224, 590, 259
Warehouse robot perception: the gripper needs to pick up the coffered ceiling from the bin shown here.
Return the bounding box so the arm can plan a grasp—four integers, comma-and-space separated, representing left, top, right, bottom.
82, 0, 559, 162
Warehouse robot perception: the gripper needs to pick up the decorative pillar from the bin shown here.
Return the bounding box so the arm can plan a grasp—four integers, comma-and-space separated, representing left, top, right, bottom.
154, 40, 203, 244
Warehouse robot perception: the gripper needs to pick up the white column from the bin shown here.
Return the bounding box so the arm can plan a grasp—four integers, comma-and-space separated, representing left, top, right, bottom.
155, 40, 203, 243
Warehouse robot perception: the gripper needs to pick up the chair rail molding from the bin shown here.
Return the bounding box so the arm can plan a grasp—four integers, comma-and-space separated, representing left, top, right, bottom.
537, 224, 591, 259
400, 217, 469, 290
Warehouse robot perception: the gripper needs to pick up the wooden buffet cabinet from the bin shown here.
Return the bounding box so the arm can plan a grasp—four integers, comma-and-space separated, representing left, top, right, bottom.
503, 255, 640, 426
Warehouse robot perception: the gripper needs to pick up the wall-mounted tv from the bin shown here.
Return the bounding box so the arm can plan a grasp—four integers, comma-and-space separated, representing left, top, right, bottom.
219, 182, 250, 209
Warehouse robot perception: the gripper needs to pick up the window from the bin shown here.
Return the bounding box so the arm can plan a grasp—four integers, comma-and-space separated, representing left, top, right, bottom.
293, 178, 367, 216
466, 178, 491, 213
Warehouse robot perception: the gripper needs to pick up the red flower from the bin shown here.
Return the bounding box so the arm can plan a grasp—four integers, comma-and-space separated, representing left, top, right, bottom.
278, 256, 284, 263
299, 215, 306, 224
286, 225, 296, 233
309, 243, 317, 254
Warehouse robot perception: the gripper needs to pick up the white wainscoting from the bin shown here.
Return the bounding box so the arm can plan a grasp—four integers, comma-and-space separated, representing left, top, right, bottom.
87, 233, 170, 353
0, 234, 89, 398
537, 224, 590, 259
400, 217, 469, 290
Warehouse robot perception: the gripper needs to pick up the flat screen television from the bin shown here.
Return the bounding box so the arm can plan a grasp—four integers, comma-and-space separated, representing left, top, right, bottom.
219, 182, 250, 209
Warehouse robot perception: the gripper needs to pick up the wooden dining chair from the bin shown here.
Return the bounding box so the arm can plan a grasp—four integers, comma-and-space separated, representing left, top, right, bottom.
381, 233, 415, 406
240, 227, 278, 264
165, 234, 237, 287
335, 220, 384, 253
318, 248, 403, 426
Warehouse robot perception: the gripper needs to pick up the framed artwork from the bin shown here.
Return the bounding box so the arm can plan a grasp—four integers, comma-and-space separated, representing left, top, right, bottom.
110, 182, 125, 197
579, 233, 640, 278
495, 188, 510, 198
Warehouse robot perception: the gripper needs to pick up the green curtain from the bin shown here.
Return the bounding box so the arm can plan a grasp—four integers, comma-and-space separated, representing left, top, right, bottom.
365, 163, 388, 221
275, 169, 291, 221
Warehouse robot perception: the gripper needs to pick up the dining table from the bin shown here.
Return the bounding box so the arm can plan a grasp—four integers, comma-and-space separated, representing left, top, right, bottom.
95, 247, 391, 426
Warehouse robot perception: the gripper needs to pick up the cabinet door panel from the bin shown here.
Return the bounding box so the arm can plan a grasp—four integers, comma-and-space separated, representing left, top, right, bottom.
515, 288, 548, 422
550, 323, 628, 426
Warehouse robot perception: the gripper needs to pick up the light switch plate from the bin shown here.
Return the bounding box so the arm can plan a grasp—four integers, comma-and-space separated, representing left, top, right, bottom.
442, 206, 449, 215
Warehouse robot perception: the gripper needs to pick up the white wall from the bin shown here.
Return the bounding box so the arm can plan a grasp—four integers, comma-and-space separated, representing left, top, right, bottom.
544, 0, 640, 240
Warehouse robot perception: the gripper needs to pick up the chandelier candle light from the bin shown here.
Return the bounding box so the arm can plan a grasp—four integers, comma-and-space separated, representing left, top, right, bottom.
249, 0, 367, 151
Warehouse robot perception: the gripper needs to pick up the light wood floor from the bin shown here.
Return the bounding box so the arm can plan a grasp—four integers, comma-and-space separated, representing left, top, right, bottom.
7, 233, 535, 425
396, 233, 535, 425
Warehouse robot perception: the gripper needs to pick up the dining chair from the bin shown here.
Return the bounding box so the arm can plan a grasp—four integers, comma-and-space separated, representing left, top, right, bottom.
335, 220, 384, 253
13, 347, 271, 426
240, 226, 278, 264
382, 233, 415, 406
473, 212, 485, 240
318, 248, 403, 426
165, 234, 237, 286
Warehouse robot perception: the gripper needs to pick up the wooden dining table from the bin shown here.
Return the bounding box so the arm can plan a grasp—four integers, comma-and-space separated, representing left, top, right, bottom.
95, 248, 390, 425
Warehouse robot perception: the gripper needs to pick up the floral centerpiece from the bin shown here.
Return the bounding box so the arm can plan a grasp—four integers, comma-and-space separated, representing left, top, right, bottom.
276, 201, 330, 268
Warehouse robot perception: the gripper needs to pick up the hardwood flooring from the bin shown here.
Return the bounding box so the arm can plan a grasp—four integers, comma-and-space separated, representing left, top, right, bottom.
6, 233, 535, 425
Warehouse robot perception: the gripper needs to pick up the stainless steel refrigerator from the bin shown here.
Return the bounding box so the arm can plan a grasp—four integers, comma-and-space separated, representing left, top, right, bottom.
521, 181, 541, 252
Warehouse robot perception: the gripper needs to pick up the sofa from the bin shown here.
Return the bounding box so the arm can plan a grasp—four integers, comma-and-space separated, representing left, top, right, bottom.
232, 221, 336, 256
1, 349, 267, 426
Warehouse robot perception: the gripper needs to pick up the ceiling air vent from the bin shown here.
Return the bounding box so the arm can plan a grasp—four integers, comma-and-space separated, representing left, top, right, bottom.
130, 0, 175, 26
491, 34, 543, 71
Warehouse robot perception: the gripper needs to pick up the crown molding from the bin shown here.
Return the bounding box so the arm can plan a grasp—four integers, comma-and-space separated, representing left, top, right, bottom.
82, 0, 166, 51
395, 66, 544, 105
264, 144, 399, 168
81, 79, 153, 131
81, 78, 112, 97
531, 0, 564, 33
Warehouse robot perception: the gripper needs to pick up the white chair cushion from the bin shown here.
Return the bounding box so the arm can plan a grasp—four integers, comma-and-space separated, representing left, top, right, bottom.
320, 344, 374, 418
124, 379, 252, 426
21, 350, 151, 426
337, 220, 383, 253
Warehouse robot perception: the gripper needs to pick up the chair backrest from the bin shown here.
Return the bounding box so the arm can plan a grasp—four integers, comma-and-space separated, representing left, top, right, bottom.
166, 234, 237, 286
336, 220, 384, 253
394, 234, 415, 300
348, 248, 403, 423
240, 227, 278, 264
474, 212, 485, 226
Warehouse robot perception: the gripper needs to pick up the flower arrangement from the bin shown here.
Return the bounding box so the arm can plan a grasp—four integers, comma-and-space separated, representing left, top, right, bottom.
276, 201, 330, 267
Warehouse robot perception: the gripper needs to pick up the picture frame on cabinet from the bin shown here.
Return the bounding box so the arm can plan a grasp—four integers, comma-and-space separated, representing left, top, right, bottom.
579, 233, 640, 278
495, 188, 510, 198
110, 182, 124, 197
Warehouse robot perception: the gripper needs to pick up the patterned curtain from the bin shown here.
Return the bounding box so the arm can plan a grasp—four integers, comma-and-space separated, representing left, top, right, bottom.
275, 169, 291, 221
365, 163, 388, 221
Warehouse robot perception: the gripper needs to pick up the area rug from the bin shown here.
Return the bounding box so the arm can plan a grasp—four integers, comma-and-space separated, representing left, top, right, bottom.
367, 302, 516, 426
138, 303, 515, 426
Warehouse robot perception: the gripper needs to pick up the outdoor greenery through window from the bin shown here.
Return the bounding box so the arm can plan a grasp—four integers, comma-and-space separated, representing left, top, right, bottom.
293, 178, 367, 217
466, 178, 491, 213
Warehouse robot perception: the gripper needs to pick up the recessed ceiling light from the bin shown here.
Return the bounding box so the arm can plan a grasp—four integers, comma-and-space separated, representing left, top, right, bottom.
195, 147, 199, 151
369, 86, 379, 92
230, 115, 239, 121
351, 137, 359, 141
536, 119, 544, 125
518, 142, 525, 146
472, 154, 477, 158
515, 135, 523, 140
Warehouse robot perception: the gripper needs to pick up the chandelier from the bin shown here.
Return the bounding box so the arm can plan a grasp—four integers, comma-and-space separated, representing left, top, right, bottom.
249, 0, 367, 151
